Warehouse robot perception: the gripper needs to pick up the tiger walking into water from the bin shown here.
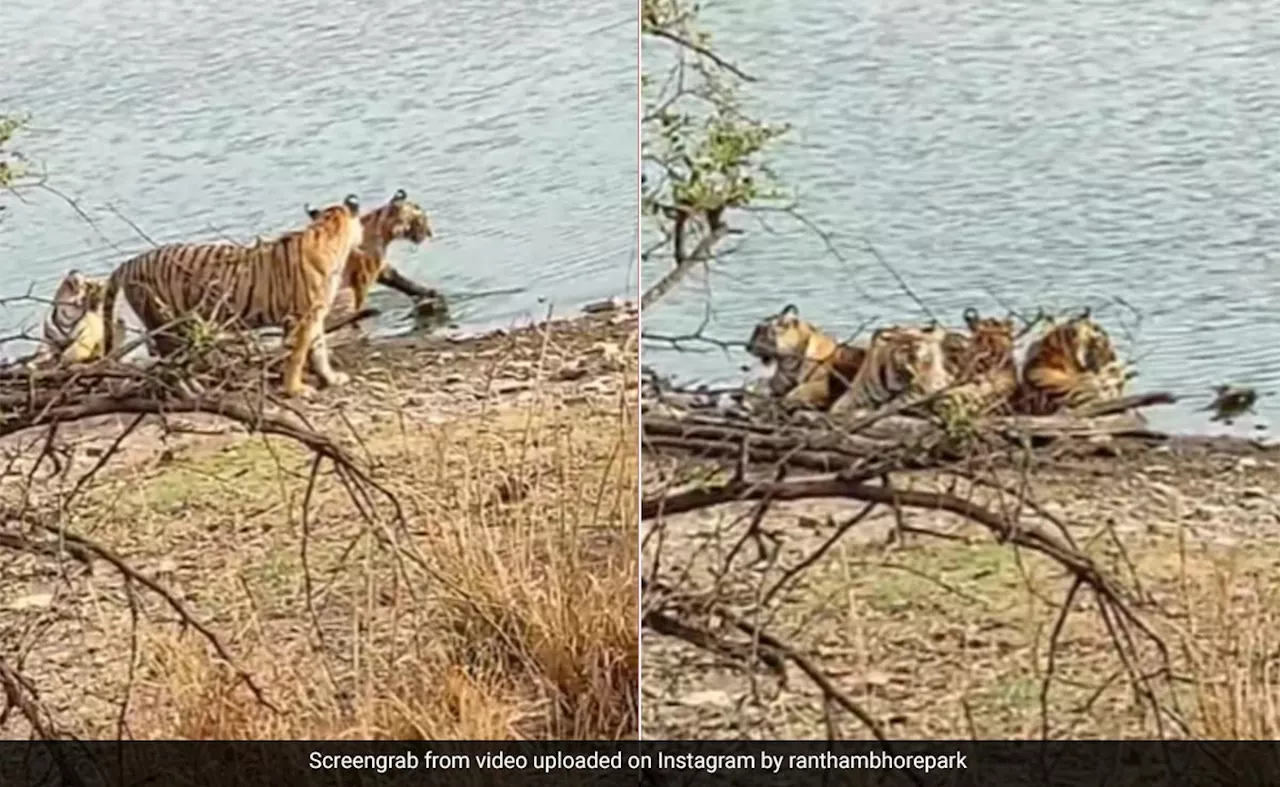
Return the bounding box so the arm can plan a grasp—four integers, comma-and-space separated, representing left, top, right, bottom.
322, 188, 435, 331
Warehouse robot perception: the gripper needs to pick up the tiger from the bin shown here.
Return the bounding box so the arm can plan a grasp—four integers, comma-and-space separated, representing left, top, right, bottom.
932, 308, 1020, 422
102, 195, 364, 398
322, 188, 434, 330
32, 270, 112, 366
1013, 308, 1129, 415
828, 323, 954, 417
744, 303, 867, 410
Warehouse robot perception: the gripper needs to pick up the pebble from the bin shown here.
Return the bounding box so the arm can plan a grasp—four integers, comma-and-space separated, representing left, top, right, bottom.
7, 591, 54, 610
677, 690, 733, 709
554, 362, 588, 382
581, 296, 626, 314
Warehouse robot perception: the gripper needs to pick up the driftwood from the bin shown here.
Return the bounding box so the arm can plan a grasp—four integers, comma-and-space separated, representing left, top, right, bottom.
641, 382, 1179, 483
318, 264, 447, 334
379, 264, 441, 302
323, 306, 381, 334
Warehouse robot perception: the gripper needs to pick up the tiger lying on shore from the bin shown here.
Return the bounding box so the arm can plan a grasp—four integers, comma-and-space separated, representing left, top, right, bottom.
932, 308, 1020, 421
102, 195, 364, 398
745, 304, 867, 410
31, 270, 114, 366
828, 323, 954, 417
320, 189, 435, 331
1014, 308, 1129, 415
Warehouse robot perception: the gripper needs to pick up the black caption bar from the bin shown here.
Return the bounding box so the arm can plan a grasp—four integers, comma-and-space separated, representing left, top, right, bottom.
3, 740, 1278, 786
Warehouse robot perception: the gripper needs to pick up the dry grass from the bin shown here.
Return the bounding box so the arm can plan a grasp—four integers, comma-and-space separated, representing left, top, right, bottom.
1173, 540, 1280, 739
2, 362, 637, 740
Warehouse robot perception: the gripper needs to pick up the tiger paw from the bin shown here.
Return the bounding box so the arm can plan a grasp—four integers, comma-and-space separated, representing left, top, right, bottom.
283, 382, 318, 399
323, 371, 350, 388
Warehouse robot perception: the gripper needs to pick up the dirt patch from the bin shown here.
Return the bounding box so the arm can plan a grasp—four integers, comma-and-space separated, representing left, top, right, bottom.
642, 433, 1280, 740
0, 306, 639, 740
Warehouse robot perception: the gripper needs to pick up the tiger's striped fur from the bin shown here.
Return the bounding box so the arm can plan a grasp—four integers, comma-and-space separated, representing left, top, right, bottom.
102, 195, 363, 398
745, 303, 867, 410
324, 189, 433, 329
933, 309, 1019, 421
33, 270, 111, 366
1014, 309, 1129, 415
828, 323, 953, 417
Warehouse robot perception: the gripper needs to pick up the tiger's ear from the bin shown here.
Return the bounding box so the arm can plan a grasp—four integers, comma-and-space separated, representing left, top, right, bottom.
62, 270, 86, 292
344, 194, 360, 215
779, 303, 798, 318
305, 204, 320, 221
1076, 306, 1092, 321
392, 189, 408, 203
963, 307, 979, 330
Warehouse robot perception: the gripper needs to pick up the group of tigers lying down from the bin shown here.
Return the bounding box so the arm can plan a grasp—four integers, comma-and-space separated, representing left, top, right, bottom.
746, 303, 1132, 421
31, 189, 434, 398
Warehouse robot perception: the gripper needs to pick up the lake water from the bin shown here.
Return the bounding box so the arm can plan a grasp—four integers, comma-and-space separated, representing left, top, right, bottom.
642, 0, 1280, 437
2, 0, 636, 345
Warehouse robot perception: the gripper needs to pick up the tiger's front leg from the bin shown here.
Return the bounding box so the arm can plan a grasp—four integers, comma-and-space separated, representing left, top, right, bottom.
306, 305, 350, 389
781, 376, 832, 411
282, 312, 320, 399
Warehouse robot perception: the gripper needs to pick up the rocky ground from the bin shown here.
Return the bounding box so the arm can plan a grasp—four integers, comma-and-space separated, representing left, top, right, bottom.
0, 302, 639, 739
642, 429, 1280, 740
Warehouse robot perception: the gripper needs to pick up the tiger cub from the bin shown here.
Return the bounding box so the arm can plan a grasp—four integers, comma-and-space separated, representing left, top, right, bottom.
745, 304, 867, 410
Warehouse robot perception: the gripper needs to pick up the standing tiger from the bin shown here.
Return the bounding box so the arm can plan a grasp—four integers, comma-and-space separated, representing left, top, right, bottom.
32, 270, 112, 366
933, 308, 1020, 421
321, 189, 435, 330
828, 323, 954, 417
1014, 308, 1129, 415
745, 304, 867, 410
102, 195, 364, 398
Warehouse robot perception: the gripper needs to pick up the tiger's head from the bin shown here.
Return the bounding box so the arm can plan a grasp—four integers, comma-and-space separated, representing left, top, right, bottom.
746, 304, 818, 395
305, 194, 361, 221
961, 307, 1016, 376
368, 189, 433, 246
873, 324, 953, 396
304, 194, 364, 251
1042, 308, 1117, 373
48, 270, 104, 332
746, 303, 814, 365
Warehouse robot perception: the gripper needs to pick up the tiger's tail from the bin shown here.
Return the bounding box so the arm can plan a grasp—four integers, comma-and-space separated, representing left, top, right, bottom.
102, 266, 125, 357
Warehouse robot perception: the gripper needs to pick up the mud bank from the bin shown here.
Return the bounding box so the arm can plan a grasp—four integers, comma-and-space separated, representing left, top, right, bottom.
1, 304, 639, 739
642, 423, 1280, 739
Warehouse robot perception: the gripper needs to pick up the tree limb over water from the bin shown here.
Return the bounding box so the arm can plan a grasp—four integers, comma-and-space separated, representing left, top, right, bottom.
641, 0, 790, 310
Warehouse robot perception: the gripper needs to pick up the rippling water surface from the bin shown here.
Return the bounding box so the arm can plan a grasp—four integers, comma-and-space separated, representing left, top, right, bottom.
643, 0, 1280, 436
3, 0, 635, 341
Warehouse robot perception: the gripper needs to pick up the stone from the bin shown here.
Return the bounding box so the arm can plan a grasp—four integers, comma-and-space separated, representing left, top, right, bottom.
677, 690, 733, 708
